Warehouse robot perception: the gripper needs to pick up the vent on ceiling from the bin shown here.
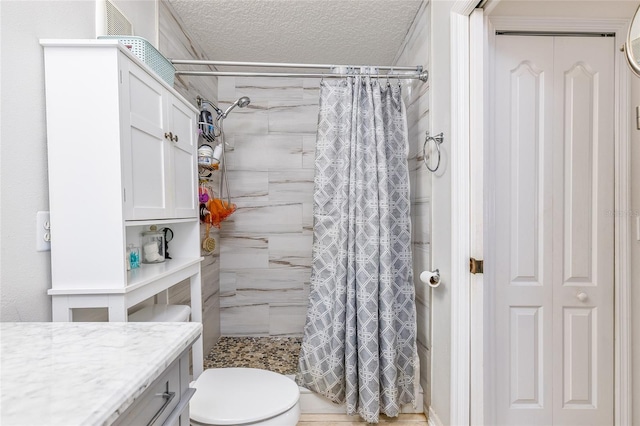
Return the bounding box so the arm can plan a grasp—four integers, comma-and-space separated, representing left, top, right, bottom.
105, 0, 133, 35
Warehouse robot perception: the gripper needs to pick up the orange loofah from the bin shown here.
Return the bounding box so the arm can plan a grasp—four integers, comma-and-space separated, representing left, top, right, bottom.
205, 198, 237, 228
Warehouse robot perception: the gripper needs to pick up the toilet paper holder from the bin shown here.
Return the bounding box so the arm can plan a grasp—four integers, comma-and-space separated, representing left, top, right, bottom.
419, 269, 441, 288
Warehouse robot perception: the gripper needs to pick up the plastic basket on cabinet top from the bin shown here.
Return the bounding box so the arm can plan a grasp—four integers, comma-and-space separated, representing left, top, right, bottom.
97, 35, 175, 86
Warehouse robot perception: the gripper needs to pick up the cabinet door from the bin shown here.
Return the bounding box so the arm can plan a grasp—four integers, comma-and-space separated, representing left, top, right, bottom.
166, 94, 198, 219
124, 63, 171, 220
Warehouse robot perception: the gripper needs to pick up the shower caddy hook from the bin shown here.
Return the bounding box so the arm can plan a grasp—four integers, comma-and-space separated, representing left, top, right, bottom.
423, 131, 444, 172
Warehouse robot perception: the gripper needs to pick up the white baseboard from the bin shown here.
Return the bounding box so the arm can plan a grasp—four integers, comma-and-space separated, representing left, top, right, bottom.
428, 406, 443, 426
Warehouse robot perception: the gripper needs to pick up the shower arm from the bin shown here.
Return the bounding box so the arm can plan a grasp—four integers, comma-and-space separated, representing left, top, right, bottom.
196, 96, 224, 117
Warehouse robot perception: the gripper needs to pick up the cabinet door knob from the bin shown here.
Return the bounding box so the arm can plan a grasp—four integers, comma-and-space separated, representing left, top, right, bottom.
172, 134, 179, 142
164, 132, 173, 140
576, 292, 588, 302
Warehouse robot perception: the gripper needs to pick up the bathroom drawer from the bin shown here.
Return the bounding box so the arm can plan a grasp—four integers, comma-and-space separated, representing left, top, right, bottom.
161, 387, 196, 426
113, 350, 189, 426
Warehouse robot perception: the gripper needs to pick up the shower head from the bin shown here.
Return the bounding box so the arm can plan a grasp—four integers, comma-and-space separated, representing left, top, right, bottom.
221, 96, 251, 118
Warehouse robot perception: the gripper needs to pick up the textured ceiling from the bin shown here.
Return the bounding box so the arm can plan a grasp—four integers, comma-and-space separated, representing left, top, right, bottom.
167, 0, 424, 68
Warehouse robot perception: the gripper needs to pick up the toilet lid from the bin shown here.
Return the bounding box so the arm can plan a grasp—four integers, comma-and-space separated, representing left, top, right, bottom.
190, 368, 300, 425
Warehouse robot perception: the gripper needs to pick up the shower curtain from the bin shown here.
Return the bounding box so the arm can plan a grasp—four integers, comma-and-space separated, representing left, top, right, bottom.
297, 73, 417, 423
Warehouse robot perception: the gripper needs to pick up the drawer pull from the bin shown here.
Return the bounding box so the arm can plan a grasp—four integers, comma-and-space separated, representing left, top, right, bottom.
162, 388, 197, 426
147, 384, 176, 426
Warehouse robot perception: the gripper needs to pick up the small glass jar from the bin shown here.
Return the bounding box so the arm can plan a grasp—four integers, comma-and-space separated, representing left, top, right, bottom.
141, 225, 165, 264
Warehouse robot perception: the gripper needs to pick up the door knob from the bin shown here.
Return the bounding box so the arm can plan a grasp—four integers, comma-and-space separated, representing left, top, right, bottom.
576, 292, 588, 302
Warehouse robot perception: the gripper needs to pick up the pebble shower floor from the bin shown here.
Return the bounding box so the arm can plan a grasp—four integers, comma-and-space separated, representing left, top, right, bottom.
204, 337, 302, 375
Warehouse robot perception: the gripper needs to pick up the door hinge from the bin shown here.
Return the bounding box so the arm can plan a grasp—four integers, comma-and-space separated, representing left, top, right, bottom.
470, 257, 484, 274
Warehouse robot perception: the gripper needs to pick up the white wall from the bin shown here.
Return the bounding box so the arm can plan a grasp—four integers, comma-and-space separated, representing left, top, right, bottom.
0, 1, 220, 352
429, 1, 455, 424
0, 1, 159, 322
630, 71, 640, 426
0, 1, 95, 321
109, 0, 158, 46
0, 0, 159, 322
490, 0, 637, 19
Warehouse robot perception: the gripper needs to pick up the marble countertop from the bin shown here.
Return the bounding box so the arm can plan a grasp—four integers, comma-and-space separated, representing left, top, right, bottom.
0, 322, 201, 425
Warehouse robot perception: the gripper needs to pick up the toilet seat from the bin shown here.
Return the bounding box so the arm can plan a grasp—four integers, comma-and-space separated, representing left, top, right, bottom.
190, 368, 300, 425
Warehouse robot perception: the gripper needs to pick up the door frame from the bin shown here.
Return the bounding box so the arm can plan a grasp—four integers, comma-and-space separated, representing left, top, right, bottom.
449, 3, 476, 426
460, 11, 633, 426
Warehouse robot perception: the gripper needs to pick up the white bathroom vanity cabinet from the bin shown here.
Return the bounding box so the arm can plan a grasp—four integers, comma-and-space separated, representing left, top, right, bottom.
0, 322, 201, 426
41, 40, 203, 376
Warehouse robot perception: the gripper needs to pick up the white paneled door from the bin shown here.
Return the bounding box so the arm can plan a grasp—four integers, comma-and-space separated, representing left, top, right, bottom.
492, 35, 614, 426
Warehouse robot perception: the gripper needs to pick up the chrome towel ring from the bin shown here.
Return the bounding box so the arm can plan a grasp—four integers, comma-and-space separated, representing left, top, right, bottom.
422, 132, 444, 172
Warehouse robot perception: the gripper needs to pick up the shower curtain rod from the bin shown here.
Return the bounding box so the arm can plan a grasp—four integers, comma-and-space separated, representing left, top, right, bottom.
170, 59, 429, 82
175, 70, 428, 81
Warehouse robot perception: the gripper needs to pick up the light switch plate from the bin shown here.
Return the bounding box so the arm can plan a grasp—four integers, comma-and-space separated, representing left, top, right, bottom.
36, 211, 51, 252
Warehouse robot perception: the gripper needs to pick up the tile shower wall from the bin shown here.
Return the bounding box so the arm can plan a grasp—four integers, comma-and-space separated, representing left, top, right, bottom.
217, 3, 429, 341
393, 1, 431, 409
159, 0, 221, 353
217, 77, 319, 336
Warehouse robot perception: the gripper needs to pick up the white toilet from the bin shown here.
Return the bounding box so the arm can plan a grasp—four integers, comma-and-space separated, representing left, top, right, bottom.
127, 304, 191, 322
189, 367, 301, 426
128, 306, 300, 424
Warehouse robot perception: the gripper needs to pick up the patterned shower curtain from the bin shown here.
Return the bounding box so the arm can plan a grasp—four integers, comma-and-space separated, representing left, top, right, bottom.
297, 73, 417, 423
